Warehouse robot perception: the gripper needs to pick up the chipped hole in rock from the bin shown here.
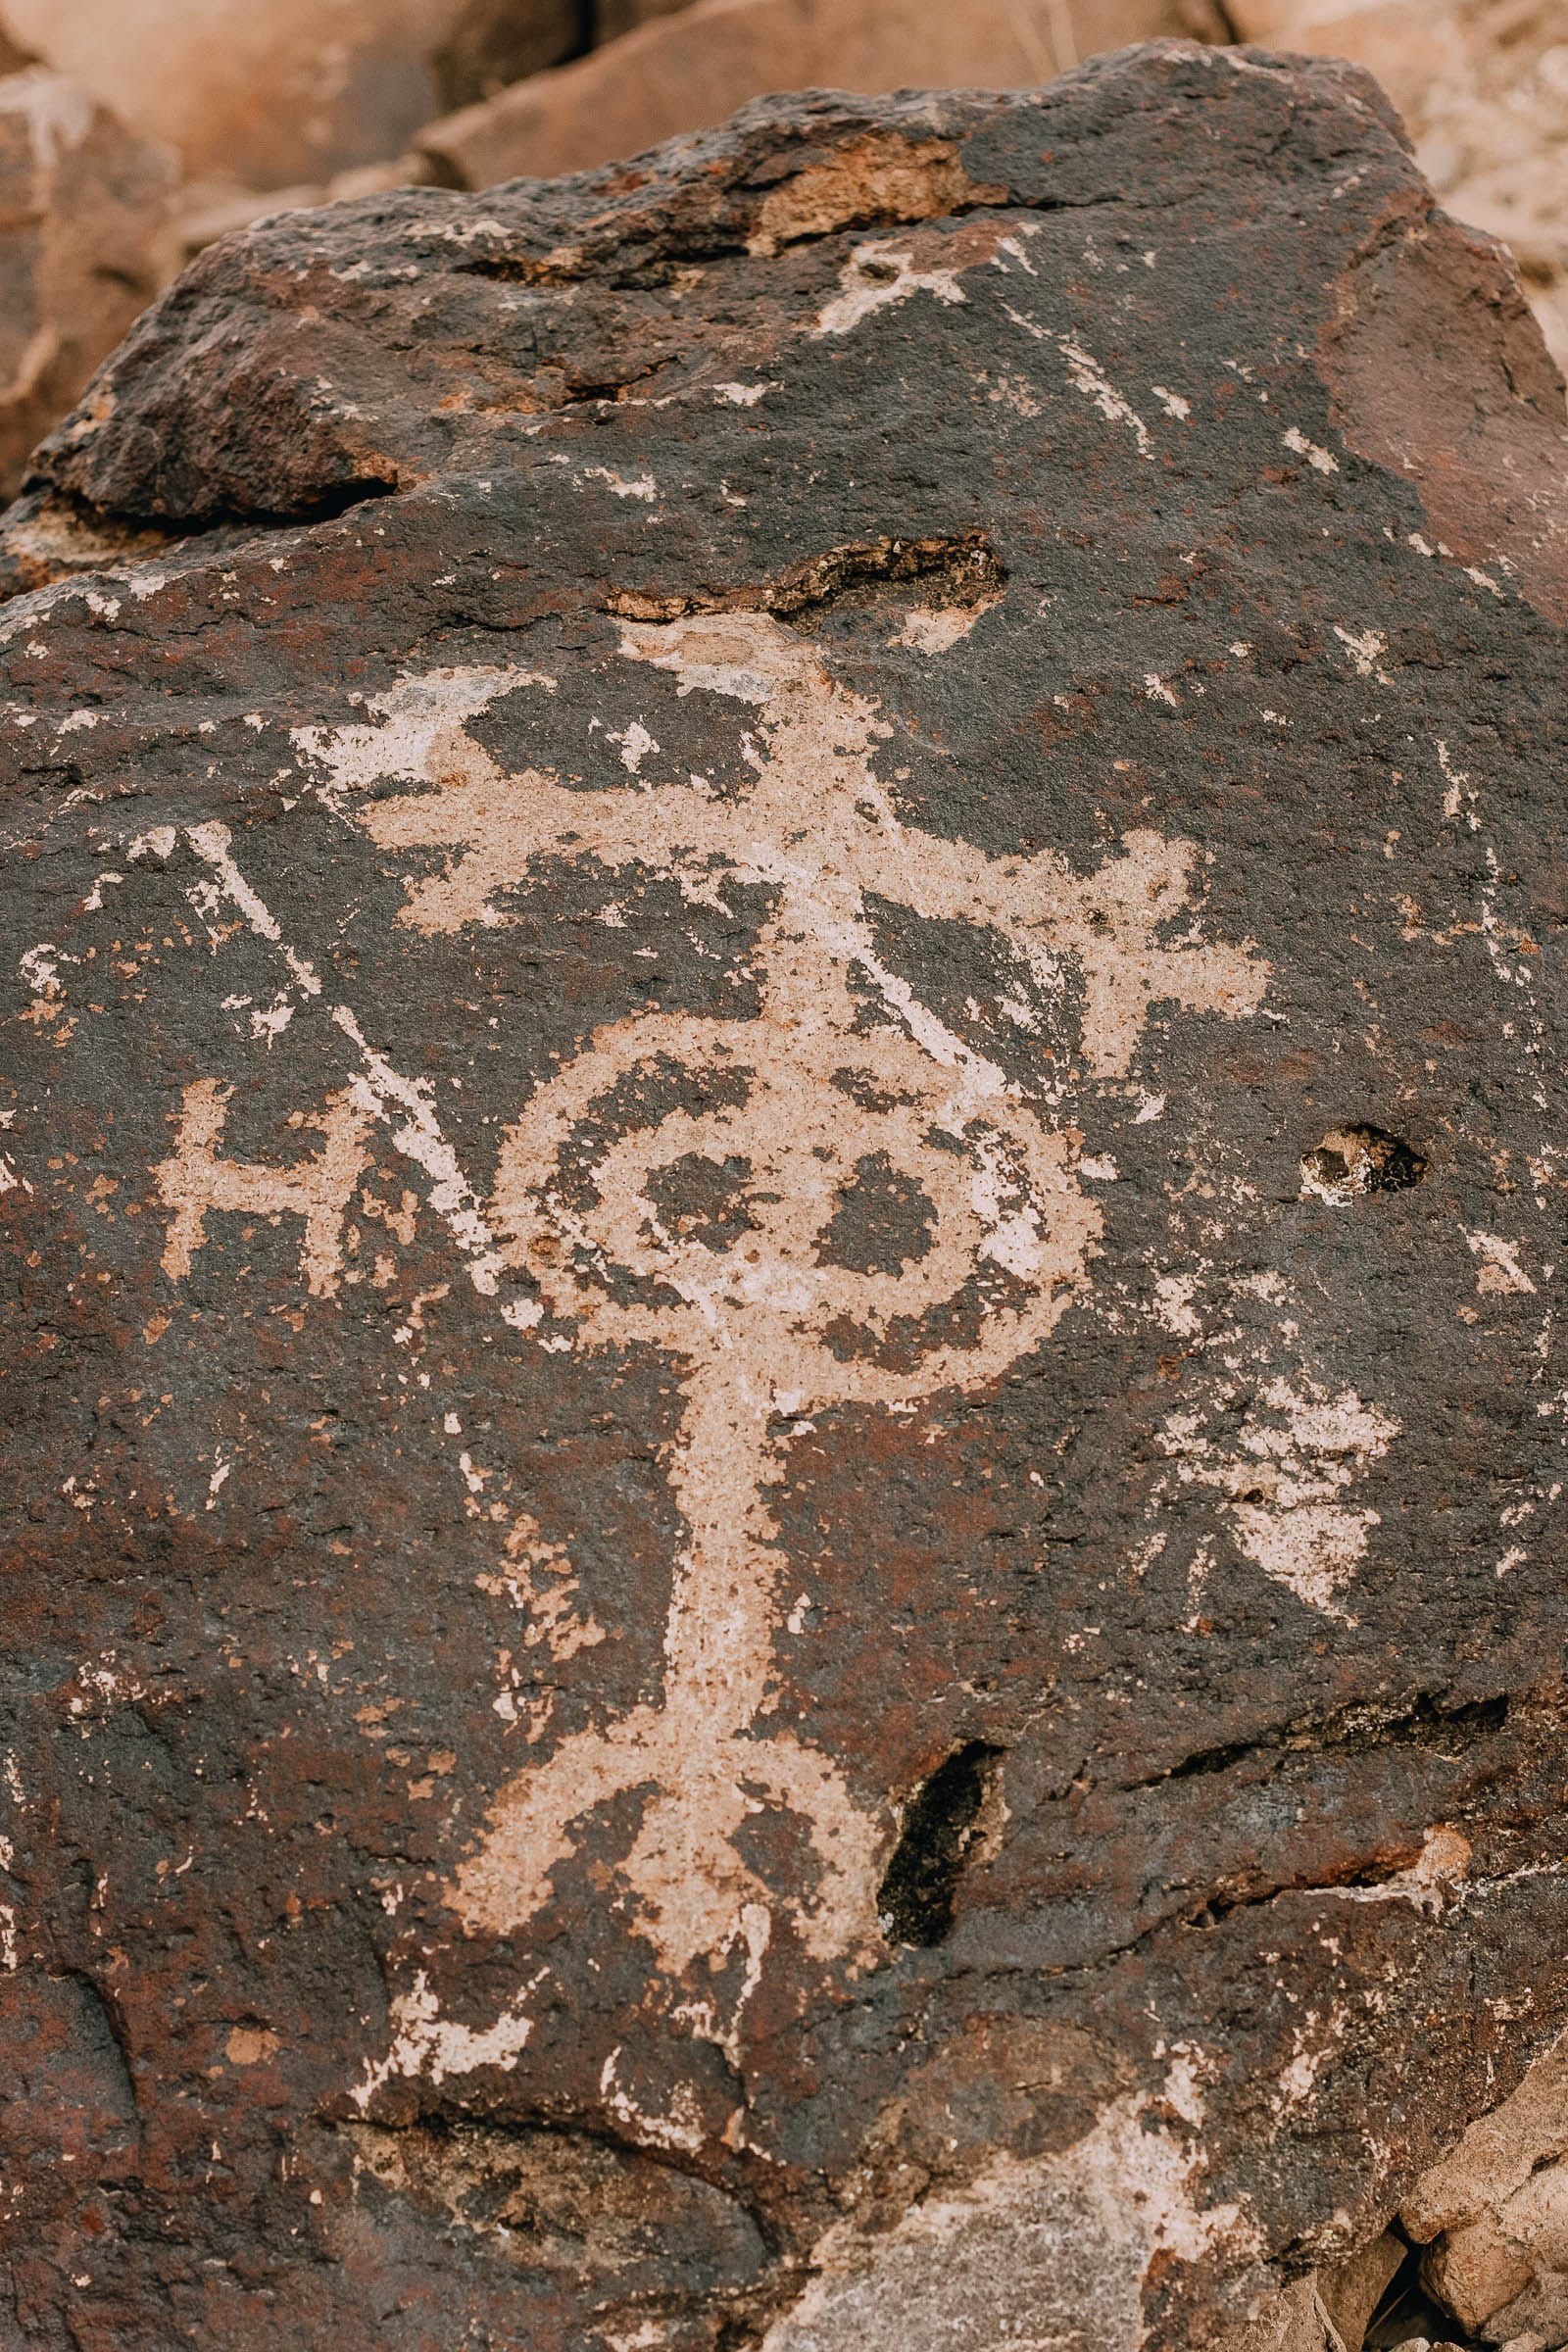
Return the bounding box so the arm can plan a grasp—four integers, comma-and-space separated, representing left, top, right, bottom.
1300, 1123, 1427, 1205
878, 1740, 1003, 1946
601, 533, 1005, 627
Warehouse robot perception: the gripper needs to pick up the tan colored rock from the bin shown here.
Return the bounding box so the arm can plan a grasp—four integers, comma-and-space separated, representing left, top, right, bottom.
1227, 1, 1568, 372
1483, 2277, 1568, 2347
1398, 2034, 1568, 2345
1424, 2214, 1538, 2335
1208, 2275, 1333, 2352
416, 0, 1234, 187
1322, 2231, 1408, 2350
1424, 2158, 1568, 2334
1211, 2234, 1405, 2352
0, 0, 467, 187
1403, 2032, 1568, 2243
0, 68, 174, 500
598, 0, 705, 33
1241, 2277, 1335, 2352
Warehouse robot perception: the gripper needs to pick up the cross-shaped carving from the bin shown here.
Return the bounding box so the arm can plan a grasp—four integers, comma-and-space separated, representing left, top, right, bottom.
302, 610, 1268, 1980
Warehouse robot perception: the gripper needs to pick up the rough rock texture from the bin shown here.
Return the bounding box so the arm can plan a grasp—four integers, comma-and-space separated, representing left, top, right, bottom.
0, 68, 175, 503
1230, 1, 1568, 373
415, 0, 1235, 185
0, 0, 469, 187
3, 39, 1568, 2352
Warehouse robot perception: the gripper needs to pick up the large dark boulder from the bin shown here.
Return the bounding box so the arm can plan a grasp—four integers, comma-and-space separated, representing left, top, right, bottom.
2, 41, 1566, 2351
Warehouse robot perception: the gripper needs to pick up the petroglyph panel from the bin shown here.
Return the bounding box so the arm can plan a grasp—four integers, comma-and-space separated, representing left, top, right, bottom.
287, 606, 1262, 1988
2, 47, 1568, 2352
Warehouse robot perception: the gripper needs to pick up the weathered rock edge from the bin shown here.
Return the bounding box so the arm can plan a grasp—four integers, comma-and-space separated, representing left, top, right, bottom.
1, 39, 1567, 2352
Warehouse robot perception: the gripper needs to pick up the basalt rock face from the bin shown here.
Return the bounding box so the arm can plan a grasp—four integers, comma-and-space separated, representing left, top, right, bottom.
2, 42, 1567, 2352
1231, 0, 1568, 375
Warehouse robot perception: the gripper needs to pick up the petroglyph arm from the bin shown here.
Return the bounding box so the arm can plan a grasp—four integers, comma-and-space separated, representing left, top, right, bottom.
837, 819, 1270, 1079
353, 727, 746, 932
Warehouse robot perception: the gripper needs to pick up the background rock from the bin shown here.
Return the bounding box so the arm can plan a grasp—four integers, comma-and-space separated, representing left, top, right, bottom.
1230, 1, 1568, 371
599, 0, 712, 31
4, 39, 1568, 2352
415, 0, 1234, 185
426, 0, 720, 113
0, 0, 468, 187
431, 0, 590, 114
0, 67, 174, 502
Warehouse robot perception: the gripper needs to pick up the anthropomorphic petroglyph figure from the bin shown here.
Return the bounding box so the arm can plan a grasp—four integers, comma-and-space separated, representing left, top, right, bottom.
307, 610, 1270, 1978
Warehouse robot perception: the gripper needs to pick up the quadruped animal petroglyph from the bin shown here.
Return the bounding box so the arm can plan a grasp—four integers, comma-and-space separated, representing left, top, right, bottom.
282, 606, 1271, 2002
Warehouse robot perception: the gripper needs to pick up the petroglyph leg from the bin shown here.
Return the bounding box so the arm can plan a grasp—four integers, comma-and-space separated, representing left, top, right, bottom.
454, 1361, 883, 1973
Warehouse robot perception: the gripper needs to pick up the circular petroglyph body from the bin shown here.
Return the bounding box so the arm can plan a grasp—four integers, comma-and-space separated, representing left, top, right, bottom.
493, 961, 1097, 1408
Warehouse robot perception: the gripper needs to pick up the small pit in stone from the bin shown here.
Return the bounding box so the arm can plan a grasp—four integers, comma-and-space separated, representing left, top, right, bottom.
1300, 1124, 1427, 1206
878, 1741, 1003, 1947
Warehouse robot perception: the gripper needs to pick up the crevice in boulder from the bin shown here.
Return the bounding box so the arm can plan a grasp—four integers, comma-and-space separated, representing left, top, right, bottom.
111, 471, 403, 534
1146, 1689, 1510, 1793
603, 530, 1005, 625
0, 472, 401, 606
878, 1740, 1004, 1946
1364, 2235, 1482, 2349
